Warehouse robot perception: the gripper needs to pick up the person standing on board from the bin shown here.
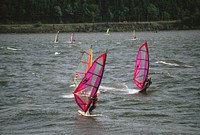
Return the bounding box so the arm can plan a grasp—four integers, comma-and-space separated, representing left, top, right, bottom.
88, 93, 98, 114
139, 77, 152, 93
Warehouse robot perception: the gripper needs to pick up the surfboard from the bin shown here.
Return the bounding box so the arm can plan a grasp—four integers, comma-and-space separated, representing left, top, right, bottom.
78, 110, 91, 116
78, 110, 103, 117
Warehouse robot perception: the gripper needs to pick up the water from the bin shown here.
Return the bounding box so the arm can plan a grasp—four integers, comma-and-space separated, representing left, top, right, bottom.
0, 31, 200, 135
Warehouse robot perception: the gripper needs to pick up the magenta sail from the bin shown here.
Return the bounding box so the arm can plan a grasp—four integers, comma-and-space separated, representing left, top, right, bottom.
73, 53, 107, 112
134, 42, 149, 89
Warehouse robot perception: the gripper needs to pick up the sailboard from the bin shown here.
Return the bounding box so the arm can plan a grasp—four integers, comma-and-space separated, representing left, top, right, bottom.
73, 46, 93, 87
54, 31, 59, 43
73, 52, 107, 113
133, 42, 149, 89
67, 33, 75, 44
105, 28, 110, 35
78, 110, 104, 117
131, 30, 137, 40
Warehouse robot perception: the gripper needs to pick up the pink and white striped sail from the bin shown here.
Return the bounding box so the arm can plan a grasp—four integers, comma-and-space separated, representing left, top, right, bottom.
134, 42, 149, 89
73, 53, 107, 112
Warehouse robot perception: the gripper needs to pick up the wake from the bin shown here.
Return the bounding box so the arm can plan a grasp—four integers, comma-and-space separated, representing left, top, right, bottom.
155, 60, 193, 67
100, 84, 140, 94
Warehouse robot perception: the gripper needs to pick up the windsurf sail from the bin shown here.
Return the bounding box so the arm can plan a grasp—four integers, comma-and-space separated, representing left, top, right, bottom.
54, 31, 59, 43
132, 30, 136, 39
70, 33, 75, 43
134, 42, 149, 89
74, 46, 93, 86
105, 28, 110, 35
73, 52, 107, 112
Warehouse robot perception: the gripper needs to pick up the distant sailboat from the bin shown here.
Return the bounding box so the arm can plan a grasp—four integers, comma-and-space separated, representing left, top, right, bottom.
54, 31, 59, 43
67, 33, 76, 44
131, 30, 137, 40
105, 28, 110, 35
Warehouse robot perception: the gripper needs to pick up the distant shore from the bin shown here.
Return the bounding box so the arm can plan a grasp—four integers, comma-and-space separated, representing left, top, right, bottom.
0, 21, 198, 33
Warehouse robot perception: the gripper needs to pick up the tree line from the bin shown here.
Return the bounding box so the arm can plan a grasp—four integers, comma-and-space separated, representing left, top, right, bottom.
0, 0, 199, 26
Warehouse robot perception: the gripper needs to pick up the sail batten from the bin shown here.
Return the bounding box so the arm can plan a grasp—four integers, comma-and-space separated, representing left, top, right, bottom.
87, 71, 102, 78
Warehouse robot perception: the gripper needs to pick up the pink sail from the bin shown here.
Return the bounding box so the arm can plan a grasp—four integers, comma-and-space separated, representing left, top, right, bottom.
73, 53, 107, 112
134, 42, 149, 89
71, 33, 74, 43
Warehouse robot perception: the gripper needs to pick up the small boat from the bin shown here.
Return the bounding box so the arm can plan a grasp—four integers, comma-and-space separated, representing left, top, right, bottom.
67, 33, 76, 44
131, 30, 137, 40
105, 28, 110, 35
54, 31, 59, 43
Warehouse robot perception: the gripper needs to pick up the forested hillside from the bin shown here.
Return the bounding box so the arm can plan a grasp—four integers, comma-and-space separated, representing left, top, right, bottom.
0, 0, 199, 26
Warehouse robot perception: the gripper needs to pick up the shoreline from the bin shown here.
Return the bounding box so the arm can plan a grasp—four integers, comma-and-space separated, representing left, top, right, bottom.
0, 21, 199, 33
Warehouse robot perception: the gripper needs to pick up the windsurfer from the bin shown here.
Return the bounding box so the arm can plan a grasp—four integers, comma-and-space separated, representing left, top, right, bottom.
73, 77, 77, 86
88, 93, 98, 114
139, 77, 152, 93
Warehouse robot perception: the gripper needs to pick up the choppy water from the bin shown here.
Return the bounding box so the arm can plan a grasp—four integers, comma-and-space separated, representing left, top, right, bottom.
0, 31, 200, 135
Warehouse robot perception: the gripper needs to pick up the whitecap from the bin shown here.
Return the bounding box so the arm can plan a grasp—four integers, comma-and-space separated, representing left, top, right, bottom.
127, 88, 140, 94
155, 61, 179, 66
54, 52, 60, 55
7, 47, 18, 51
61, 93, 74, 98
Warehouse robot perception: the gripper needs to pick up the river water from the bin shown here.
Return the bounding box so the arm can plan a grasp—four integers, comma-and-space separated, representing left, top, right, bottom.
0, 31, 200, 135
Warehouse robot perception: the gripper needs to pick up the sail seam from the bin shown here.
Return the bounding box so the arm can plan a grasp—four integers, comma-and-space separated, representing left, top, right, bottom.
81, 83, 98, 89
88, 71, 102, 78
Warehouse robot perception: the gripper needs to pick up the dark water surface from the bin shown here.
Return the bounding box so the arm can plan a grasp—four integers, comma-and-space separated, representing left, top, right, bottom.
0, 31, 200, 135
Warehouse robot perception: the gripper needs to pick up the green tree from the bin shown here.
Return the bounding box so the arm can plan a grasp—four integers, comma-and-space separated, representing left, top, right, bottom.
147, 3, 159, 21
162, 11, 170, 21
0, 0, 199, 24
54, 5, 63, 23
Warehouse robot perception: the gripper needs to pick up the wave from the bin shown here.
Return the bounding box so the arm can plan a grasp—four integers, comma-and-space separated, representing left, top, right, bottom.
7, 47, 20, 51
60, 93, 74, 98
152, 71, 175, 78
155, 61, 193, 68
100, 84, 140, 94
100, 83, 128, 92
67, 84, 140, 97
69, 84, 75, 87
184, 65, 193, 68
155, 61, 179, 66
54, 52, 60, 55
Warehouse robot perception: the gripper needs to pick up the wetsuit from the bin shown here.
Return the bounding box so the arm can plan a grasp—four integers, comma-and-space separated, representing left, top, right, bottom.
88, 94, 98, 114
139, 78, 152, 93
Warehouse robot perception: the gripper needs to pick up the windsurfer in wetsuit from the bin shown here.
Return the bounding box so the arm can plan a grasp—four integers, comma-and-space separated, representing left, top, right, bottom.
88, 93, 98, 114
139, 77, 152, 93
